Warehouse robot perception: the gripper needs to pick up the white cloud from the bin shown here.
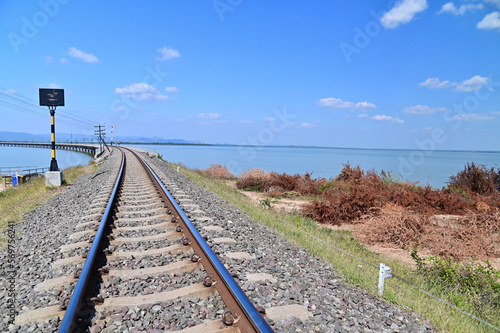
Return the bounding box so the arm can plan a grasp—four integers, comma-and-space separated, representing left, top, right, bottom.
358, 113, 369, 118
419, 77, 451, 89
199, 119, 228, 125
355, 101, 377, 109
44, 55, 54, 63
197, 113, 221, 119
48, 83, 62, 88
450, 113, 495, 121
317, 97, 377, 111
419, 75, 490, 92
318, 98, 353, 109
60, 58, 68, 64
263, 117, 275, 121
381, 0, 428, 29
165, 86, 178, 93
477, 11, 500, 30
68, 47, 99, 63
439, 2, 483, 15
156, 47, 181, 61
372, 115, 405, 123
240, 120, 252, 124
490, 111, 500, 115
115, 83, 170, 101
454, 75, 490, 92
403, 105, 447, 115
298, 120, 321, 128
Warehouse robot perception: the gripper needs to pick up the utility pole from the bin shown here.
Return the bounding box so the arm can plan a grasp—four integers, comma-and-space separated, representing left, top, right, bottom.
95, 125, 104, 152
94, 125, 110, 153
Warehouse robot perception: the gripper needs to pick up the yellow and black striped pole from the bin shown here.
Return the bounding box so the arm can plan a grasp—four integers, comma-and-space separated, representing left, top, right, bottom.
49, 106, 59, 171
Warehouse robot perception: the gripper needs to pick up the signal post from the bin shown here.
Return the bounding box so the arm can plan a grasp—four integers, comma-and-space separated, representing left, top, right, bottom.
39, 88, 64, 187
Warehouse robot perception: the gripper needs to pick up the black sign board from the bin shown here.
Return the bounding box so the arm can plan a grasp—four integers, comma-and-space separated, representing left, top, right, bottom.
39, 88, 65, 107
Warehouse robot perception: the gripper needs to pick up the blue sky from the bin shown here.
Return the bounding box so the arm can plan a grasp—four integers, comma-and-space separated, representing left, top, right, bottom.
1, 0, 499, 150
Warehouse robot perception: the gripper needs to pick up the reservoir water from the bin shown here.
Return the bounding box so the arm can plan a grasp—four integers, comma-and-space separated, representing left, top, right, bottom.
128, 144, 500, 189
0, 147, 93, 172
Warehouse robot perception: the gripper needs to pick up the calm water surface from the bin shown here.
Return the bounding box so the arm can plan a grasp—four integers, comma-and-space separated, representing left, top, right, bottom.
0, 147, 93, 172
128, 144, 500, 189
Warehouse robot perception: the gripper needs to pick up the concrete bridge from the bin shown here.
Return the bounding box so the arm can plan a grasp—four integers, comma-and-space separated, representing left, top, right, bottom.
0, 141, 101, 157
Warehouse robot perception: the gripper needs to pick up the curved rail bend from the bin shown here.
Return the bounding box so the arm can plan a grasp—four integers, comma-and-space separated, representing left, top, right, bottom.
59, 147, 273, 332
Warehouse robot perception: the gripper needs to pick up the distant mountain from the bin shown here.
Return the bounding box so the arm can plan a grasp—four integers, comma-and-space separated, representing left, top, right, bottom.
0, 131, 55, 142
0, 131, 198, 144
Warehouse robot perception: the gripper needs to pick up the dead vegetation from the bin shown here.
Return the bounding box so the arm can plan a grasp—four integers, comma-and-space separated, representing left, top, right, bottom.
231, 162, 500, 260
197, 164, 235, 180
354, 207, 500, 260
235, 168, 324, 196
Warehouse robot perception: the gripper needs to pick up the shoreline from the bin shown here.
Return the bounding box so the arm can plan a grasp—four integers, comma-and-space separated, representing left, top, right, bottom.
124, 142, 500, 154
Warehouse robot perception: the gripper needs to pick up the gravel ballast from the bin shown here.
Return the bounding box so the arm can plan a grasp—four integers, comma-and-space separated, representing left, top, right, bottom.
0, 148, 435, 332
142, 153, 435, 332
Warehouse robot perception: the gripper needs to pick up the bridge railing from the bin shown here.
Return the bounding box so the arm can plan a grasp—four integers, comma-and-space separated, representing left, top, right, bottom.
0, 142, 98, 156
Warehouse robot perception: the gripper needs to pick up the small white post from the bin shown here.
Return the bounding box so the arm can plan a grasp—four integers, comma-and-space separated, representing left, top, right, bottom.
378, 263, 392, 295
177, 166, 180, 173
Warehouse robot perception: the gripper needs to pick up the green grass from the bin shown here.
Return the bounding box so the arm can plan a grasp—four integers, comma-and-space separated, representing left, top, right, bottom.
0, 162, 97, 247
166, 161, 500, 333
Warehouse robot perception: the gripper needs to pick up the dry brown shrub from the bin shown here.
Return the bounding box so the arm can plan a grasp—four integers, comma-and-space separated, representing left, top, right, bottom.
199, 164, 235, 180
448, 162, 500, 195
354, 208, 427, 248
336, 163, 364, 183
303, 194, 340, 225
354, 208, 500, 260
420, 210, 500, 260
235, 168, 271, 191
389, 186, 469, 216
268, 172, 302, 192
300, 162, 500, 260
303, 184, 380, 225
303, 164, 479, 227
236, 168, 324, 195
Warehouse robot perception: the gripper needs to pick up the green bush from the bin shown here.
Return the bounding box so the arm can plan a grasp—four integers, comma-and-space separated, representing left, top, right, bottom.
411, 250, 500, 319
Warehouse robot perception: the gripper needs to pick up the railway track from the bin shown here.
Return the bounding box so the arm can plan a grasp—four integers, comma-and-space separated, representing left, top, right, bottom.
16, 147, 272, 332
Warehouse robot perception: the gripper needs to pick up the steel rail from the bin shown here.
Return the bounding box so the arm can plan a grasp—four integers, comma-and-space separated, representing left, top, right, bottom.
59, 149, 126, 332
131, 149, 273, 333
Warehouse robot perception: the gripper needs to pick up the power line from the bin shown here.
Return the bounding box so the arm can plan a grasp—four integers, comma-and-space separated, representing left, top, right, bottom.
0, 89, 96, 126
0, 99, 92, 130
0, 89, 97, 130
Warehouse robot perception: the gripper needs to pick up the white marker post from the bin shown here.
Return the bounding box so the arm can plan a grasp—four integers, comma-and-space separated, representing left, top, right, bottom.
378, 263, 392, 295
